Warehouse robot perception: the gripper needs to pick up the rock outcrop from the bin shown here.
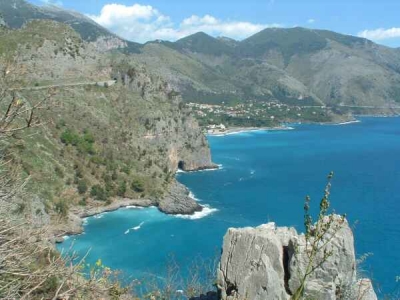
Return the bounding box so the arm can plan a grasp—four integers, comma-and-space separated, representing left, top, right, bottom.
217, 215, 377, 300
158, 181, 202, 214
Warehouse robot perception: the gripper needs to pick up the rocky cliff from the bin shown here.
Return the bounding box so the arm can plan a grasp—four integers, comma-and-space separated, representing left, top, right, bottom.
217, 215, 377, 300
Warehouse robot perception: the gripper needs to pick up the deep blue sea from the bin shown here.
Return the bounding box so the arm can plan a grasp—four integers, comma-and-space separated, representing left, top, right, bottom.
58, 117, 400, 297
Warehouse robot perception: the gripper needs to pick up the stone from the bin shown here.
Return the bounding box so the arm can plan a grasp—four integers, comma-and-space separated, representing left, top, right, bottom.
217, 215, 377, 300
158, 181, 202, 215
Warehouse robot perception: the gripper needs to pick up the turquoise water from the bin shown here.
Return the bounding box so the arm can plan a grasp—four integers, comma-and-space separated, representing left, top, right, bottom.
59, 117, 400, 296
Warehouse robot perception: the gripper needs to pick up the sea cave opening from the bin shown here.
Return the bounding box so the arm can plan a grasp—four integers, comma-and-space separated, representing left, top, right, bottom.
178, 160, 185, 170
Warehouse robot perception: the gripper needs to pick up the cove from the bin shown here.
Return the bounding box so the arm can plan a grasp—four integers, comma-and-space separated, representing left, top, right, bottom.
58, 117, 400, 296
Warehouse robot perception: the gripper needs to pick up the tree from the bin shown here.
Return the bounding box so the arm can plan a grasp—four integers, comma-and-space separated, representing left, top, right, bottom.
117, 180, 127, 197
131, 178, 145, 193
77, 180, 87, 194
90, 184, 107, 201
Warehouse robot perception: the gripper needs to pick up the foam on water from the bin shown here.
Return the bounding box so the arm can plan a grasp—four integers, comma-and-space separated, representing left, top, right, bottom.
125, 205, 144, 209
133, 221, 144, 231
210, 126, 294, 137
125, 221, 145, 234
333, 120, 361, 126
175, 205, 218, 220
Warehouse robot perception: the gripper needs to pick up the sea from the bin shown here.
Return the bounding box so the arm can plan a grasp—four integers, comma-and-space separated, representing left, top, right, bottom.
58, 117, 400, 297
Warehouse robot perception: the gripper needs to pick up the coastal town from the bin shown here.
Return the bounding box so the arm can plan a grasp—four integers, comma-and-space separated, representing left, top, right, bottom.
186, 100, 333, 133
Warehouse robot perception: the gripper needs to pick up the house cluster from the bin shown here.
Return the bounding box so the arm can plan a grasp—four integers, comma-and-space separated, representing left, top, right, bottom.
206, 123, 226, 134
187, 100, 325, 124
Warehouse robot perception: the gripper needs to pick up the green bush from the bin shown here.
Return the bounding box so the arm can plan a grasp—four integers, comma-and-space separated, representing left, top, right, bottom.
54, 165, 64, 178
60, 129, 96, 155
78, 198, 87, 206
60, 129, 80, 146
90, 185, 107, 201
83, 130, 95, 144
131, 178, 145, 193
117, 181, 127, 197
77, 180, 88, 194
54, 200, 68, 217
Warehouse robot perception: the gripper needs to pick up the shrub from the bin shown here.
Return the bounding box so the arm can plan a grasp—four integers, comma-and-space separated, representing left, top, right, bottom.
131, 178, 145, 193
78, 198, 87, 206
90, 185, 107, 201
54, 199, 68, 217
83, 130, 95, 144
117, 181, 127, 197
54, 165, 64, 178
60, 129, 80, 146
77, 180, 87, 194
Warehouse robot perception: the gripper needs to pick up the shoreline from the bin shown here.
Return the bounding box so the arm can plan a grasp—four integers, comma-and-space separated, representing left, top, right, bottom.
206, 118, 368, 135
206, 125, 294, 136
55, 167, 221, 243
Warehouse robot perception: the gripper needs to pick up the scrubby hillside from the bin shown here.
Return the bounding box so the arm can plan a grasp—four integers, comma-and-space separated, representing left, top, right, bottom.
0, 20, 214, 236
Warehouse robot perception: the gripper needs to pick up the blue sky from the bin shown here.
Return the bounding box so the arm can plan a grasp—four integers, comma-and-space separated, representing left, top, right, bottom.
29, 0, 400, 47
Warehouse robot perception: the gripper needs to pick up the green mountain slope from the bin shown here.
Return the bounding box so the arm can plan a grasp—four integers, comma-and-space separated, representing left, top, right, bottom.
144, 28, 400, 113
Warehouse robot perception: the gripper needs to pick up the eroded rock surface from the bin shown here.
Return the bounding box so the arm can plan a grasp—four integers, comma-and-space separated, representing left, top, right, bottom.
158, 181, 202, 214
217, 215, 377, 300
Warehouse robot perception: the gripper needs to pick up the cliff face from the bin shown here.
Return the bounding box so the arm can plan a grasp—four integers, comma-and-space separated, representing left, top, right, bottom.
113, 65, 216, 172
217, 215, 377, 300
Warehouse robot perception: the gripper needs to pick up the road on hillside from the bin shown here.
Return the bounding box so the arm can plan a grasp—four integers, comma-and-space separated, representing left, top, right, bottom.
10, 80, 117, 91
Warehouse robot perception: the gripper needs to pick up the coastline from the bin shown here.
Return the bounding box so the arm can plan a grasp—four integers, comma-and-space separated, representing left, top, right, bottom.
206, 125, 294, 136
206, 117, 369, 135
54, 167, 221, 243
55, 117, 370, 243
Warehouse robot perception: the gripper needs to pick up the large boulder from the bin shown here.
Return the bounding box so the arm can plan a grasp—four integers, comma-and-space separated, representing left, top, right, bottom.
217, 215, 377, 300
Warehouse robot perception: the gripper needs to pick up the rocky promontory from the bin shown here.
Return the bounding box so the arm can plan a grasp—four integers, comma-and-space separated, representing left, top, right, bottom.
217, 215, 377, 300
158, 181, 202, 214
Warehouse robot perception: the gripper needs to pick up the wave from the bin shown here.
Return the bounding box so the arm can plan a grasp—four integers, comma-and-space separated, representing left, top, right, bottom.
133, 221, 144, 231
177, 165, 223, 174
125, 205, 144, 210
210, 126, 294, 137
62, 235, 70, 241
124, 221, 145, 234
175, 205, 218, 220
188, 191, 199, 201
333, 120, 361, 126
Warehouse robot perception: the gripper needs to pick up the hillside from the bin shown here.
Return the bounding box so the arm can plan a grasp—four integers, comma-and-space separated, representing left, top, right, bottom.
2, 0, 400, 119
142, 28, 400, 117
0, 19, 215, 237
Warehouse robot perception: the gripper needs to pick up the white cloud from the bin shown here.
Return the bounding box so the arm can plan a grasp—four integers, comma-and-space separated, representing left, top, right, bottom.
307, 19, 315, 24
358, 28, 400, 40
88, 3, 282, 43
41, 0, 63, 6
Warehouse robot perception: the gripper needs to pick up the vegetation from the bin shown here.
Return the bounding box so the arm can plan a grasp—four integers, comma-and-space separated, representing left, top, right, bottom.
190, 100, 333, 129
291, 172, 346, 300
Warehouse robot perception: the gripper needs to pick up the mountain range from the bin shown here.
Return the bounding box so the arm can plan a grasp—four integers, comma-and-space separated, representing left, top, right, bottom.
2, 0, 400, 114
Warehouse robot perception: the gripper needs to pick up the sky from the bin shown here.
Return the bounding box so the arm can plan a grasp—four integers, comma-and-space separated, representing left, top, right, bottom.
28, 0, 400, 47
